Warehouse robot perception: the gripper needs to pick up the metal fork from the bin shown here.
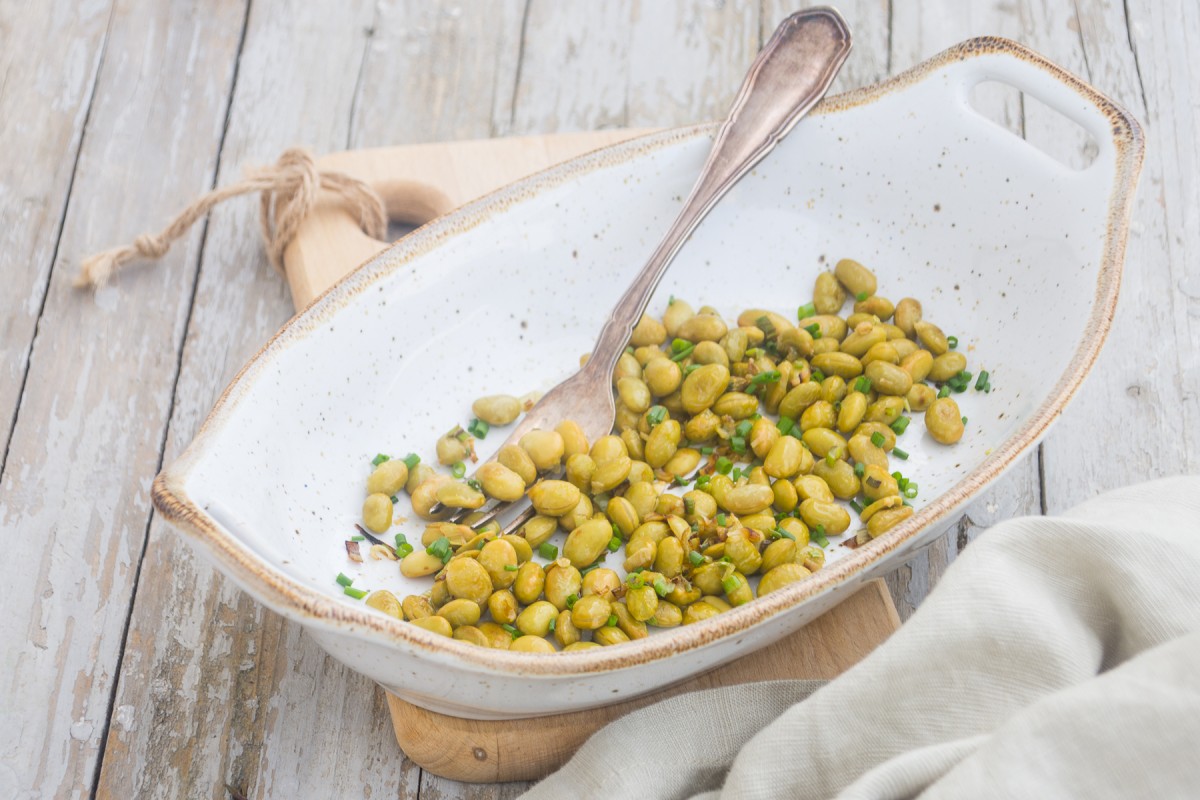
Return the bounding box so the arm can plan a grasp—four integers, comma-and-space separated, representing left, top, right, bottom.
438, 8, 852, 531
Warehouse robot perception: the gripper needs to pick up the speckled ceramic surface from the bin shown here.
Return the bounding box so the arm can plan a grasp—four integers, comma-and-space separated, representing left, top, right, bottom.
154, 39, 1143, 720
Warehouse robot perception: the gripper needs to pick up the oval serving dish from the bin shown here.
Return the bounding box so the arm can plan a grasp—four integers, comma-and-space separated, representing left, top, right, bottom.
153, 38, 1143, 720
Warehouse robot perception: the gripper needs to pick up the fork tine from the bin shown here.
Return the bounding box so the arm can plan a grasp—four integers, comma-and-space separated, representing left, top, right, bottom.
499, 504, 537, 537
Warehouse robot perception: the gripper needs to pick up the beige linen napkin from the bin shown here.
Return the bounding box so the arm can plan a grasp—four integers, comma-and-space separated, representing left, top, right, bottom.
521, 477, 1200, 799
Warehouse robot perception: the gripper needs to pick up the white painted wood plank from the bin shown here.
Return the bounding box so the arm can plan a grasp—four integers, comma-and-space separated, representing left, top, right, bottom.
1037, 0, 1200, 512
0, 0, 111, 472
349, 0, 527, 146
0, 2, 246, 798
91, 3, 425, 799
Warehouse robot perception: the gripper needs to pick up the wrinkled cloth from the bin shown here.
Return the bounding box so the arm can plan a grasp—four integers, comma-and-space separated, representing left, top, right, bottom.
521, 477, 1200, 799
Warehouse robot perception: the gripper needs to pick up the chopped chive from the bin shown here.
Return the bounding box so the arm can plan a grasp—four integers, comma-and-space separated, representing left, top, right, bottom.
735, 419, 754, 438
466, 478, 483, 492
402, 453, 421, 470
566, 593, 578, 608
390, 495, 399, 504
668, 295, 676, 305
336, 572, 353, 587
451, 461, 466, 479
351, 534, 365, 542
715, 457, 733, 475
947, 336, 959, 349
426, 536, 453, 563
893, 447, 910, 460
730, 436, 746, 453
580, 562, 603, 576
962, 416, 968, 425
797, 302, 816, 320
777, 416, 795, 436
683, 497, 696, 515
853, 461, 865, 477
891, 416, 911, 435
344, 586, 369, 599
670, 345, 695, 362
730, 467, 742, 481
811, 369, 826, 383
716, 513, 728, 526
605, 614, 618, 628
627, 572, 644, 588
856, 291, 869, 302
748, 370, 781, 387
854, 376, 872, 393
870, 431, 886, 448
396, 543, 414, 557
504, 563, 519, 572
938, 385, 951, 398
501, 623, 521, 639
694, 474, 711, 488
624, 346, 635, 356
548, 617, 557, 632
849, 499, 863, 514
975, 370, 990, 390
607, 535, 622, 552
684, 363, 703, 376
773, 527, 796, 541
538, 542, 558, 560
804, 323, 822, 339
671, 338, 690, 353
812, 525, 830, 547
904, 483, 919, 499
647, 405, 668, 426
371, 453, 390, 466
653, 578, 670, 597
756, 315, 776, 336
688, 551, 705, 566
467, 418, 490, 438
721, 575, 740, 594
394, 533, 408, 547
825, 447, 841, 467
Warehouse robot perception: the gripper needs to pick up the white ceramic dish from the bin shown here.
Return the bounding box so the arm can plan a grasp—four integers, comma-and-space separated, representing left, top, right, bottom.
154, 39, 1142, 720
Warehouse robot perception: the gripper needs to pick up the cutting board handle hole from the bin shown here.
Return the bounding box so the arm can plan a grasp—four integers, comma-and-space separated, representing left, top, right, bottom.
374, 179, 455, 241
969, 81, 1099, 171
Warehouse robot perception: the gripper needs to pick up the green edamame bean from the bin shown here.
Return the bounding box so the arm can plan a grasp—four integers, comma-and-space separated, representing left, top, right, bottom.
476, 462, 525, 502
366, 460, 409, 496
472, 394, 522, 425
680, 364, 730, 415
361, 493, 393, 533
925, 397, 965, 444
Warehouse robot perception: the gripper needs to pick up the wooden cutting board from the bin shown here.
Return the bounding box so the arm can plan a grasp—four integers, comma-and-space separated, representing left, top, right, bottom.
281, 131, 901, 783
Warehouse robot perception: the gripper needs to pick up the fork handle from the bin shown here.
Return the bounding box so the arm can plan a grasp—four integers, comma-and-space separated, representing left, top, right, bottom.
584, 8, 852, 380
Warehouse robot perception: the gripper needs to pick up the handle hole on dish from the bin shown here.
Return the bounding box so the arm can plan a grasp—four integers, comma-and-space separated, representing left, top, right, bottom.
969, 80, 1099, 171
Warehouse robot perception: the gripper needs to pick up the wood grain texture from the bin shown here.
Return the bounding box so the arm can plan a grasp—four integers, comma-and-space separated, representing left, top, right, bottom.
1038, 0, 1200, 511
0, 2, 245, 797
2, 2, 1191, 799
390, 581, 898, 783
0, 0, 111, 476
92, 3, 420, 799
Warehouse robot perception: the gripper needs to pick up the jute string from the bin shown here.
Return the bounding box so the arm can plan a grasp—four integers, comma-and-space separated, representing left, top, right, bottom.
74, 147, 386, 288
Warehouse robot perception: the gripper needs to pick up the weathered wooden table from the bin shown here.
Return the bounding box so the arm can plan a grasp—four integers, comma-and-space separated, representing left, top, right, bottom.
2, 2, 1195, 797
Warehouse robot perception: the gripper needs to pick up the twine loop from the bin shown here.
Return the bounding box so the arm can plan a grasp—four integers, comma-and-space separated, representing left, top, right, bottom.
75, 147, 386, 289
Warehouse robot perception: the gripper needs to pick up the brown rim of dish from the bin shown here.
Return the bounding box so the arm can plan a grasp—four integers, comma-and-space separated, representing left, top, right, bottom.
152, 36, 1144, 679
